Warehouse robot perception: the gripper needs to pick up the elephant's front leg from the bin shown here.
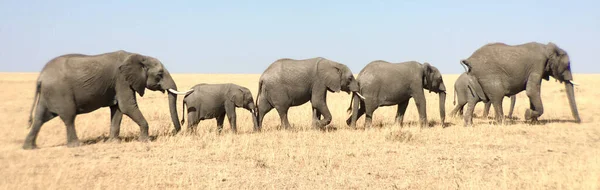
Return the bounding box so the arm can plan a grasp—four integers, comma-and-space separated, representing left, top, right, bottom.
525, 75, 544, 122
224, 103, 237, 133
216, 113, 226, 133
109, 105, 123, 141
311, 108, 322, 128
412, 92, 428, 128
311, 93, 332, 128
121, 106, 150, 141
464, 98, 478, 127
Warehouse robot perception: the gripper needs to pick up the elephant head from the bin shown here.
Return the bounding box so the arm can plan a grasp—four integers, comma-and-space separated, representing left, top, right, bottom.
119, 53, 190, 133
422, 62, 446, 124
544, 43, 580, 122
229, 87, 258, 129
318, 59, 360, 94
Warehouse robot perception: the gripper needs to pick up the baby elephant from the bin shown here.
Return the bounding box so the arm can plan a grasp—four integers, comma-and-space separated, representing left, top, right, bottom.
450, 72, 516, 118
181, 83, 258, 133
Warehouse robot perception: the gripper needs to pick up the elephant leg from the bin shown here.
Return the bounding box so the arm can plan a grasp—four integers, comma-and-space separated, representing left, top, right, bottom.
482, 101, 492, 118
464, 98, 478, 127
525, 76, 544, 122
311, 108, 322, 128
216, 113, 226, 134
346, 98, 365, 128
450, 102, 466, 118
256, 100, 273, 131
109, 105, 123, 140
122, 108, 150, 142
312, 102, 333, 129
59, 111, 80, 147
395, 100, 409, 127
413, 93, 428, 128
508, 95, 516, 119
225, 104, 237, 133
363, 101, 377, 129
23, 101, 56, 149
275, 106, 291, 129
491, 98, 505, 124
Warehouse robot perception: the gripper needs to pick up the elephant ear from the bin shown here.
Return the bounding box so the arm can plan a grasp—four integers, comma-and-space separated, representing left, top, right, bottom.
119, 54, 147, 96
545, 42, 563, 80
422, 62, 434, 89
319, 60, 342, 92
229, 88, 245, 107
467, 75, 487, 102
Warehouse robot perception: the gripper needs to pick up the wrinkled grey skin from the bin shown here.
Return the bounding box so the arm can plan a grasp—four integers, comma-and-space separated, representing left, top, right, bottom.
256, 57, 360, 130
181, 83, 257, 133
450, 72, 516, 118
461, 42, 580, 126
346, 61, 446, 128
24, 50, 187, 149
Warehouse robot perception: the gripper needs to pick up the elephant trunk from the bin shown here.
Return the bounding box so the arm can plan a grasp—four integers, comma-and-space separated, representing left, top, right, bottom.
162, 71, 182, 133
565, 82, 581, 123
439, 91, 446, 125
248, 102, 259, 131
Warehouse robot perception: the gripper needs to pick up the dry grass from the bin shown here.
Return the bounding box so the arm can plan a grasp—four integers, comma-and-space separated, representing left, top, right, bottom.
0, 73, 598, 189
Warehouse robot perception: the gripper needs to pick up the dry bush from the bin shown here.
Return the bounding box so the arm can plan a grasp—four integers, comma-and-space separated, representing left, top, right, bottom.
0, 73, 598, 189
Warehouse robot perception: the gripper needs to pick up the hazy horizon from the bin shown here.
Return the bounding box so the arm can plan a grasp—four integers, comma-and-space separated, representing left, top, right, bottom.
1, 0, 599, 74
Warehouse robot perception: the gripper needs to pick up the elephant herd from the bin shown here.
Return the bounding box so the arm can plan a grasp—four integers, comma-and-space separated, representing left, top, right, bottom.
23, 42, 581, 150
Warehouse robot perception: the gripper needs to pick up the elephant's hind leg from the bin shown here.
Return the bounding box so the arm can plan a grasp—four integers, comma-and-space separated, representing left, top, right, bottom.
23, 101, 56, 149
363, 101, 378, 129
275, 106, 291, 129
58, 109, 80, 147
109, 105, 123, 141
482, 102, 492, 118
450, 103, 466, 118
491, 99, 505, 124
256, 100, 273, 130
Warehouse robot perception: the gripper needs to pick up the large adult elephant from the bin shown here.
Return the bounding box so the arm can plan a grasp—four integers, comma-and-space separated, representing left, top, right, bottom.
450, 72, 516, 118
461, 42, 581, 126
346, 61, 446, 128
256, 57, 361, 130
23, 50, 191, 149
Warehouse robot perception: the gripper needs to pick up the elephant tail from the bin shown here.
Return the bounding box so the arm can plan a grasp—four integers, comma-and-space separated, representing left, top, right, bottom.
28, 81, 41, 128
467, 76, 488, 102
255, 80, 263, 109
460, 59, 471, 72
180, 99, 186, 125
346, 93, 355, 114
453, 88, 457, 105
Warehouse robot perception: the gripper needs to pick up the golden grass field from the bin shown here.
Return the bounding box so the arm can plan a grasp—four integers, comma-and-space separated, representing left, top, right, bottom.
0, 73, 598, 189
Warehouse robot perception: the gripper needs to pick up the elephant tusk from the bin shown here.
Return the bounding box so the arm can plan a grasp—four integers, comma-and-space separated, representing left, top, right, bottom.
168, 89, 193, 95
355, 92, 366, 100
569, 81, 579, 86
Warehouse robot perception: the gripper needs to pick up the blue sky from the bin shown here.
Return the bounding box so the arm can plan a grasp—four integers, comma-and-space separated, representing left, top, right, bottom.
1, 0, 598, 74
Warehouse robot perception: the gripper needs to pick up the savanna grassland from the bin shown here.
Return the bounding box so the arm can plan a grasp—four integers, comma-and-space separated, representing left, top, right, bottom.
0, 73, 598, 189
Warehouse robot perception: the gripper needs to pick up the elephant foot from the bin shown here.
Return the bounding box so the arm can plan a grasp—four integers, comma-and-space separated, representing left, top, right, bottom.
66, 140, 81, 148
525, 109, 539, 121
138, 135, 150, 142
107, 137, 121, 143
171, 129, 181, 135
22, 143, 37, 150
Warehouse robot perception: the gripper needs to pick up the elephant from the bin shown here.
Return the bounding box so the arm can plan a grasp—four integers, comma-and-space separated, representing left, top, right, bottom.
23, 50, 191, 149
256, 57, 361, 130
346, 61, 446, 128
461, 42, 581, 126
450, 72, 516, 118
180, 83, 257, 133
